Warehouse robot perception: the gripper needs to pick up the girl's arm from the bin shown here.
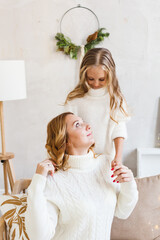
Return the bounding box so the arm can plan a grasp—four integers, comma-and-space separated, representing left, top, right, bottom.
111, 137, 124, 168
114, 137, 124, 162
25, 160, 59, 240
112, 162, 138, 219
111, 118, 128, 168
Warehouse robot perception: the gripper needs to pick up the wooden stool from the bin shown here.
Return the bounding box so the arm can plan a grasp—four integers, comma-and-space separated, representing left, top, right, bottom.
0, 153, 16, 195
0, 101, 16, 195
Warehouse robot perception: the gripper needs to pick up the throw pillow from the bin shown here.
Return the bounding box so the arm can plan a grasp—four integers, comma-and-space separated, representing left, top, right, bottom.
111, 174, 160, 240
0, 194, 29, 240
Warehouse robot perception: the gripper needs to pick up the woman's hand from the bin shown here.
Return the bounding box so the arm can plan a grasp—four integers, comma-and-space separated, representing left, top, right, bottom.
36, 159, 56, 177
111, 161, 134, 183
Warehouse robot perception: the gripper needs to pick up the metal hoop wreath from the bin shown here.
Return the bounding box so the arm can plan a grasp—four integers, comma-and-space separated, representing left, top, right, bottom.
59, 4, 100, 33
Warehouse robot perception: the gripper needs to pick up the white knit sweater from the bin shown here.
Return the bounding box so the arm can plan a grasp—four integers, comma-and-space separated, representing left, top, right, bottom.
64, 87, 130, 159
25, 151, 138, 240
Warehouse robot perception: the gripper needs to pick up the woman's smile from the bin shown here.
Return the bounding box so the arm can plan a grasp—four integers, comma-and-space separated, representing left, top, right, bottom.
87, 132, 92, 137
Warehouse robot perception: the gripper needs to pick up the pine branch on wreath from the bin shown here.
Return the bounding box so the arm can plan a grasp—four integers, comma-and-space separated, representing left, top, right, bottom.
55, 28, 110, 59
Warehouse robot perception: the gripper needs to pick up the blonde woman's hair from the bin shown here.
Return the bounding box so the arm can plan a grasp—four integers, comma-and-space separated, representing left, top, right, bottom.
65, 48, 128, 122
45, 112, 95, 172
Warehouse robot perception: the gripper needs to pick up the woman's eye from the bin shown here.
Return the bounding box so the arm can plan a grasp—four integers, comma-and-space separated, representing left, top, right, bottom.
99, 79, 105, 82
88, 78, 94, 81
76, 122, 80, 127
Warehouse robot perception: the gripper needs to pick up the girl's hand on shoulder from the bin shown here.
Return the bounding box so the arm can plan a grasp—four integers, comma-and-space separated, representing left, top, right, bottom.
111, 158, 121, 169
36, 159, 56, 177
111, 162, 134, 183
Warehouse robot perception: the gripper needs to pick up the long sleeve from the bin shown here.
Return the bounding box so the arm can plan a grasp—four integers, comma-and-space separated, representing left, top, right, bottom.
25, 174, 59, 240
114, 179, 138, 219
111, 121, 128, 140
111, 102, 131, 140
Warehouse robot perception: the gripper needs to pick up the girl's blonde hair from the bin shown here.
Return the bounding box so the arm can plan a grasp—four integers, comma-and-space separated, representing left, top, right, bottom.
45, 112, 95, 172
65, 48, 128, 122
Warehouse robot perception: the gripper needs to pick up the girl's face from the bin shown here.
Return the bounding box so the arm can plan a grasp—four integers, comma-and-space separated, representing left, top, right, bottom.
65, 114, 95, 154
86, 65, 107, 89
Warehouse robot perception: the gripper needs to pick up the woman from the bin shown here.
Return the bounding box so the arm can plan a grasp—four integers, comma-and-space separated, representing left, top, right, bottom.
64, 48, 130, 167
25, 112, 138, 240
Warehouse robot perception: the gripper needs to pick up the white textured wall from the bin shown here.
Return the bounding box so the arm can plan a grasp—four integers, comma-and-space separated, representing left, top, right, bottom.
0, 0, 160, 189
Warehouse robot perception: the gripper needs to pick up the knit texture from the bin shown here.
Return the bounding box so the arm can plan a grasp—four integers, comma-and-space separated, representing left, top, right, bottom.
25, 152, 138, 240
64, 87, 130, 158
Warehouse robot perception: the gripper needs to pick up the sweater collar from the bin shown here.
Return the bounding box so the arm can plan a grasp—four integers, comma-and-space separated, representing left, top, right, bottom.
86, 87, 108, 97
66, 150, 96, 170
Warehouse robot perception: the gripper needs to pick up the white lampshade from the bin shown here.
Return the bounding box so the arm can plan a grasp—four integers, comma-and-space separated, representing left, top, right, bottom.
0, 60, 26, 101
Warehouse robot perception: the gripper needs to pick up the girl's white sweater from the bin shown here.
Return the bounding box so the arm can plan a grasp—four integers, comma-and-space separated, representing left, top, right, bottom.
64, 87, 130, 158
25, 151, 138, 240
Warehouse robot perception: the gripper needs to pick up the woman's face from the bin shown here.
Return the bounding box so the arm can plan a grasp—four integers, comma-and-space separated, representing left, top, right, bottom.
86, 65, 107, 89
65, 114, 95, 154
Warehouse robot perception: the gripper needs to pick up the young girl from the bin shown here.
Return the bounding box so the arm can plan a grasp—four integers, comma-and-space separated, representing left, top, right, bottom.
64, 48, 130, 167
25, 112, 138, 240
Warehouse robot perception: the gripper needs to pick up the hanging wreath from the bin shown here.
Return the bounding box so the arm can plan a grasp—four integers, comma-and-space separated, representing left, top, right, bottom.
55, 28, 110, 59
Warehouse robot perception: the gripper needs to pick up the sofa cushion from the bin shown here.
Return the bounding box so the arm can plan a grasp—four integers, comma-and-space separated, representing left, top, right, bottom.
0, 193, 29, 240
111, 174, 160, 240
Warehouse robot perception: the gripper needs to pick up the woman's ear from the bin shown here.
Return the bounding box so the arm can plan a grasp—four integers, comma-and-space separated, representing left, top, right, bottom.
66, 140, 72, 154
66, 139, 72, 147
66, 137, 72, 149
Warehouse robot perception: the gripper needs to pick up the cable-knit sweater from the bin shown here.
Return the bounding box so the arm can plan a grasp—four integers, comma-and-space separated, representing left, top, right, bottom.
64, 87, 130, 158
25, 151, 138, 240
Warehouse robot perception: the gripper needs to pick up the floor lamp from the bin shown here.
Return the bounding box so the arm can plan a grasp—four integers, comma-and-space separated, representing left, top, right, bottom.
0, 60, 26, 195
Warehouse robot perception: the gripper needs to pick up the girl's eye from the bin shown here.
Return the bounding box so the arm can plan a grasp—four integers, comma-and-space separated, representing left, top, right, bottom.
88, 77, 94, 81
99, 79, 105, 81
